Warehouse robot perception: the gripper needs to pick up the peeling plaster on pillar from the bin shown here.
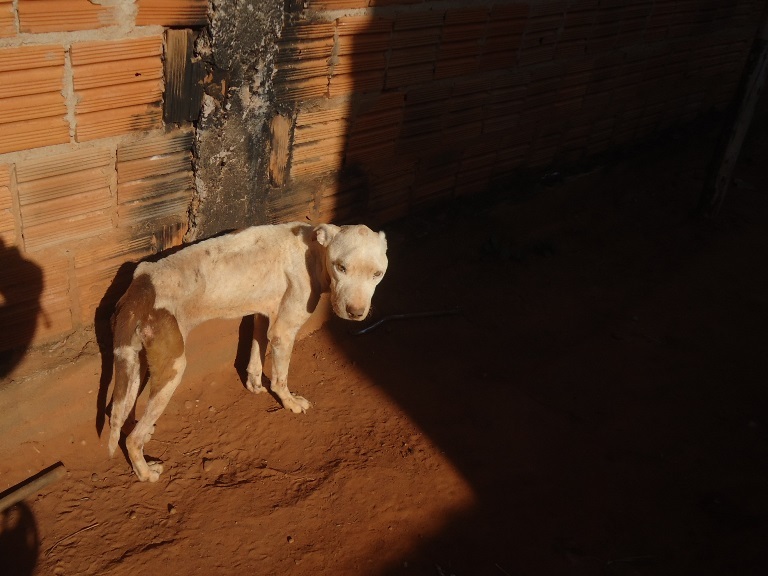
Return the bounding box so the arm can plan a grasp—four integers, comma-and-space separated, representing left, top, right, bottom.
187, 0, 285, 241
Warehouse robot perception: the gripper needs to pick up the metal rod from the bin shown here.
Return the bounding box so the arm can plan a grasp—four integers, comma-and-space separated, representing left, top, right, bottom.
0, 462, 67, 512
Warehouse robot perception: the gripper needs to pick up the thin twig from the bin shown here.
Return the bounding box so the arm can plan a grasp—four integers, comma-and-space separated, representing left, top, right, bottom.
45, 522, 99, 557
351, 308, 462, 335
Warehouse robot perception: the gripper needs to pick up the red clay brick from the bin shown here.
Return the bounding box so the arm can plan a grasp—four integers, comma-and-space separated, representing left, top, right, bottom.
71, 36, 162, 65
77, 81, 164, 116
118, 127, 194, 161
76, 103, 163, 142
17, 147, 111, 182
24, 210, 113, 252
391, 27, 442, 50
16, 148, 114, 252
333, 52, 387, 76
1, 66, 65, 99
136, 0, 208, 27
329, 70, 385, 96
385, 62, 433, 89
118, 172, 193, 205
275, 58, 330, 83
18, 0, 116, 33
71, 38, 164, 142
0, 92, 66, 126
275, 77, 329, 102
348, 96, 403, 162
118, 189, 192, 227
296, 105, 349, 128
22, 188, 111, 228
337, 32, 392, 56
389, 45, 436, 68
0, 0, 15, 37
306, 0, 370, 8
0, 45, 67, 153
18, 167, 112, 207
0, 45, 64, 72
118, 149, 191, 184
73, 56, 163, 92
115, 129, 194, 228
337, 15, 392, 36
435, 56, 479, 80
0, 117, 69, 155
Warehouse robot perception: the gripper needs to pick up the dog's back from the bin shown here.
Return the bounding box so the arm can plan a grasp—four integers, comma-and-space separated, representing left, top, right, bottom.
136, 224, 316, 327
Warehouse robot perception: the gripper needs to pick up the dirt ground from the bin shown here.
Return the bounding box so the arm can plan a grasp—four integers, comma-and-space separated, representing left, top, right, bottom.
2, 120, 768, 576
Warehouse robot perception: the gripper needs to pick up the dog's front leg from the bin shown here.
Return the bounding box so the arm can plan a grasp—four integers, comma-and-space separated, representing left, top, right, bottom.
246, 313, 269, 393
268, 318, 310, 414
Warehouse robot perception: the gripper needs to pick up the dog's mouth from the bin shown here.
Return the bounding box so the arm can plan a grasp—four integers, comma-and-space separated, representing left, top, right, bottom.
331, 298, 370, 322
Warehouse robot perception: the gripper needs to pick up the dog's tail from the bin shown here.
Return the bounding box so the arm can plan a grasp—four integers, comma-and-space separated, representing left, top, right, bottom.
108, 275, 152, 457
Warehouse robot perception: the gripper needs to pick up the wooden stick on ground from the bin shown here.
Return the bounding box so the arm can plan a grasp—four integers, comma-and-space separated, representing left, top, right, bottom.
0, 461, 67, 512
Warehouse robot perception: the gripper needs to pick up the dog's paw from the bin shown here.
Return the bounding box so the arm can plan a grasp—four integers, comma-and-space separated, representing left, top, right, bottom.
134, 460, 164, 482
246, 374, 266, 394
284, 394, 311, 414
146, 461, 164, 483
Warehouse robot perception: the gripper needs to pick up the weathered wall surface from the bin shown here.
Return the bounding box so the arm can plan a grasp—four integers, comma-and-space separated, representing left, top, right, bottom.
0, 0, 766, 380
190, 0, 284, 238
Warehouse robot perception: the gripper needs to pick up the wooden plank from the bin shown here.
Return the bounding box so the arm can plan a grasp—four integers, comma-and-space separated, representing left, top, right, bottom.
164, 29, 204, 124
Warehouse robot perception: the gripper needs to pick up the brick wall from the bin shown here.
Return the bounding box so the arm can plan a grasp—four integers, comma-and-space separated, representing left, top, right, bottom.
0, 0, 765, 370
267, 0, 765, 224
0, 0, 206, 363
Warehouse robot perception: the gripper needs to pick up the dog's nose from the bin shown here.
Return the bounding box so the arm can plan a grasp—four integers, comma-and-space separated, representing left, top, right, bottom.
346, 304, 365, 319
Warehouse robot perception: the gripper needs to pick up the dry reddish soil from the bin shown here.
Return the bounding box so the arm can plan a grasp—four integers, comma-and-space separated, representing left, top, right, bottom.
2, 122, 768, 576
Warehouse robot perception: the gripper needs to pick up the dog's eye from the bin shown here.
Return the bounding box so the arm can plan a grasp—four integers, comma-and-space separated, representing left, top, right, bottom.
373, 271, 383, 278
336, 263, 346, 274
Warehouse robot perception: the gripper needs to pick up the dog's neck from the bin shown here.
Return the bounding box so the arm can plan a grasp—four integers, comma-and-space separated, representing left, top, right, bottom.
309, 238, 332, 294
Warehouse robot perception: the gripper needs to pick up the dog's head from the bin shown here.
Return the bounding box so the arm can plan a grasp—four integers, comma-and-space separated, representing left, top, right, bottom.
315, 224, 388, 321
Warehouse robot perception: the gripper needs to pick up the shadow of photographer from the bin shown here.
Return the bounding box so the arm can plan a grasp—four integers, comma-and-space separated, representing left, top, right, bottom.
0, 502, 38, 576
0, 238, 45, 381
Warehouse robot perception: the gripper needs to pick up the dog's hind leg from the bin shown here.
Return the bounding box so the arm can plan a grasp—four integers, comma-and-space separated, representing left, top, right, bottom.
108, 342, 142, 457
125, 309, 186, 482
246, 313, 269, 393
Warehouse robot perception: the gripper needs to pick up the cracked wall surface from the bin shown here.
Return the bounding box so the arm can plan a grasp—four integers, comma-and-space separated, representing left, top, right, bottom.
188, 0, 284, 239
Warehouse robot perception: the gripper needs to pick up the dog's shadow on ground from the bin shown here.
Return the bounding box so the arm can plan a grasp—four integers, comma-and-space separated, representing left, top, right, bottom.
0, 238, 45, 379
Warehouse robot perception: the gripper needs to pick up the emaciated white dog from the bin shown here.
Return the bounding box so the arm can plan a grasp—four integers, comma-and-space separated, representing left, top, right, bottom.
108, 223, 388, 482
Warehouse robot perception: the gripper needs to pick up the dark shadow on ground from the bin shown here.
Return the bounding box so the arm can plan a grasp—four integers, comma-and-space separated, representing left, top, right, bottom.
0, 240, 44, 381
326, 125, 768, 575
0, 503, 38, 576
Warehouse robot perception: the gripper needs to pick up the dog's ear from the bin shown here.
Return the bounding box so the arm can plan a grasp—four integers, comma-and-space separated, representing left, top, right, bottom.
379, 230, 387, 251
314, 224, 340, 246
